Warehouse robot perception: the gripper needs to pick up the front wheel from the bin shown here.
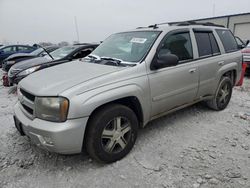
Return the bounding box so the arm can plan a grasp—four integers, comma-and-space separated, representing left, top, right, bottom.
206, 77, 233, 111
85, 104, 138, 163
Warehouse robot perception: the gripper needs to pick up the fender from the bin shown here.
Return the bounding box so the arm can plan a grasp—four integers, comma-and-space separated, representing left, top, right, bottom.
67, 84, 151, 125
216, 62, 239, 84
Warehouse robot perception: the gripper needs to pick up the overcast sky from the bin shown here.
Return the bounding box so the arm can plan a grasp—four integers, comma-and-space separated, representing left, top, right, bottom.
0, 0, 250, 45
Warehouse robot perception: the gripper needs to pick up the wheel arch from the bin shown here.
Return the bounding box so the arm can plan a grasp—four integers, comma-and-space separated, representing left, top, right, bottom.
217, 62, 238, 86
82, 95, 144, 153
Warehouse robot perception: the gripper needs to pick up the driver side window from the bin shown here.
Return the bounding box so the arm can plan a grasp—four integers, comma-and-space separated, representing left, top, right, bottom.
159, 32, 193, 62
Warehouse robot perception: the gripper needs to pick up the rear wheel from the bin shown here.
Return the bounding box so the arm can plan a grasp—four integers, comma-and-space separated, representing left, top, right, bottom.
206, 77, 233, 111
85, 104, 138, 163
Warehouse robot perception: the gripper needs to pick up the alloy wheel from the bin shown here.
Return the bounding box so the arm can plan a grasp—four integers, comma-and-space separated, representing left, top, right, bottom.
217, 82, 230, 106
101, 116, 132, 153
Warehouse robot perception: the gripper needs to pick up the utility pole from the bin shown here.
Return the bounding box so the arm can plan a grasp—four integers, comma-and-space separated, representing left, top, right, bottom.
74, 16, 80, 43
212, 3, 216, 16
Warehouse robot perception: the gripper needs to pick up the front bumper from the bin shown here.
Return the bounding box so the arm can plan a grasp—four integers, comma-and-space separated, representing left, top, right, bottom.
14, 102, 89, 154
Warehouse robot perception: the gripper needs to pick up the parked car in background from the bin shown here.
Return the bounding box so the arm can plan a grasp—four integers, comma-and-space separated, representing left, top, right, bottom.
2, 46, 59, 72
0, 45, 37, 67
8, 43, 98, 85
242, 43, 250, 75
13, 22, 242, 163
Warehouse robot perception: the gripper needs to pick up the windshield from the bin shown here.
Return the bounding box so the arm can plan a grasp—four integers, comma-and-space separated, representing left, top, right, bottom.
30, 48, 44, 55
48, 46, 78, 60
92, 31, 160, 63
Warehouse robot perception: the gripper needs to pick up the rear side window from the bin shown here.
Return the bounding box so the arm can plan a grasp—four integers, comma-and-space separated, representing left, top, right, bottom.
209, 33, 220, 55
194, 32, 212, 57
216, 29, 238, 53
194, 31, 220, 57
18, 46, 31, 51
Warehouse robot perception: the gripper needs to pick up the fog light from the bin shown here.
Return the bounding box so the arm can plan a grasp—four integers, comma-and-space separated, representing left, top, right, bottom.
43, 136, 54, 145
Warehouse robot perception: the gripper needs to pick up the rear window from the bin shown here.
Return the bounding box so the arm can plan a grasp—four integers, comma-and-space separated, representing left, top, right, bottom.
216, 29, 238, 53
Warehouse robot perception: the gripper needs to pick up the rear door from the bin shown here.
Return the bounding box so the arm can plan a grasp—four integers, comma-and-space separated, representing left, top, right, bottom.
193, 29, 224, 97
148, 29, 199, 117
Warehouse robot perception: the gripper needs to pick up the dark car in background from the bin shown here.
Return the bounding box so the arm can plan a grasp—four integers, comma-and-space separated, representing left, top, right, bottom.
2, 46, 59, 72
0, 45, 37, 67
8, 43, 98, 85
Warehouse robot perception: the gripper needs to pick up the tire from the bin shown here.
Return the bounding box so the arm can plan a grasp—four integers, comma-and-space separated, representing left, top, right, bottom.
85, 104, 138, 163
206, 77, 233, 111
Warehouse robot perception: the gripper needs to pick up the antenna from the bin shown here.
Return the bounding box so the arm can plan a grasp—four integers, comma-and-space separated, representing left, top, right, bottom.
74, 16, 80, 43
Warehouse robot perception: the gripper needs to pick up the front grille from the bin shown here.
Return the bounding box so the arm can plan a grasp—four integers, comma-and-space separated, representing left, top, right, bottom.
18, 88, 35, 118
20, 88, 35, 102
22, 104, 33, 114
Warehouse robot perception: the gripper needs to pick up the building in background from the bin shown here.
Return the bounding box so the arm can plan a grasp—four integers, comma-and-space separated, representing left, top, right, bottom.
194, 13, 250, 42
170, 12, 250, 42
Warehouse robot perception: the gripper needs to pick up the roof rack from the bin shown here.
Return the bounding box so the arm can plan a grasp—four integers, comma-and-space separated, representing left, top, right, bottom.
136, 24, 159, 29
136, 21, 225, 30
175, 21, 225, 28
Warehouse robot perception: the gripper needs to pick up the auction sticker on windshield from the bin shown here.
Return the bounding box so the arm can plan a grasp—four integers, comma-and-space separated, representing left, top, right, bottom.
130, 38, 147, 44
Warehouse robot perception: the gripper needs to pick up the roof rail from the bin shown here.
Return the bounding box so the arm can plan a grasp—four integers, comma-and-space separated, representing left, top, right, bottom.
136, 21, 225, 30
137, 24, 159, 29
174, 21, 225, 28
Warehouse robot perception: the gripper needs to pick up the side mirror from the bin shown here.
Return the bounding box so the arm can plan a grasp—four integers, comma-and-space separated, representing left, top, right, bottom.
238, 44, 246, 49
151, 53, 179, 70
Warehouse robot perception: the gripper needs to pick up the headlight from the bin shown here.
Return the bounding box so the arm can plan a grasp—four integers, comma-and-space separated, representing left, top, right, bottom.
17, 66, 41, 77
35, 97, 69, 122
7, 60, 15, 65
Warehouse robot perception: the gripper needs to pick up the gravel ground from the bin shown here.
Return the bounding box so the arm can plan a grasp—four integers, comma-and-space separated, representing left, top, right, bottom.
0, 70, 250, 188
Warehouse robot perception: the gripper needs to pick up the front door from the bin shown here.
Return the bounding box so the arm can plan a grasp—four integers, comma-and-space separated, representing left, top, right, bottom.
148, 30, 199, 117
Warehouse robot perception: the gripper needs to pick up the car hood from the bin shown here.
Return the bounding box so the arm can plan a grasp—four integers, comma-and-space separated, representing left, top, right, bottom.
19, 60, 126, 96
6, 53, 35, 61
11, 57, 52, 70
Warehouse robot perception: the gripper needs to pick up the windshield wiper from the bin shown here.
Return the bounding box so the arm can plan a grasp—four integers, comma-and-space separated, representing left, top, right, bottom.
100, 56, 122, 66
86, 54, 100, 60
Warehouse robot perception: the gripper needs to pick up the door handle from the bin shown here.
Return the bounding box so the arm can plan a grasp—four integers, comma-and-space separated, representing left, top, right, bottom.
189, 68, 196, 73
218, 61, 225, 66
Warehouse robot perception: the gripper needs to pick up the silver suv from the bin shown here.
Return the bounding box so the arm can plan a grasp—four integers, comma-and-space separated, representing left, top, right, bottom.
14, 22, 242, 163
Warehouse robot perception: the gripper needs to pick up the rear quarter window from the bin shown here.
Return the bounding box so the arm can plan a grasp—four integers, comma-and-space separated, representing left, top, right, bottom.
216, 29, 238, 53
